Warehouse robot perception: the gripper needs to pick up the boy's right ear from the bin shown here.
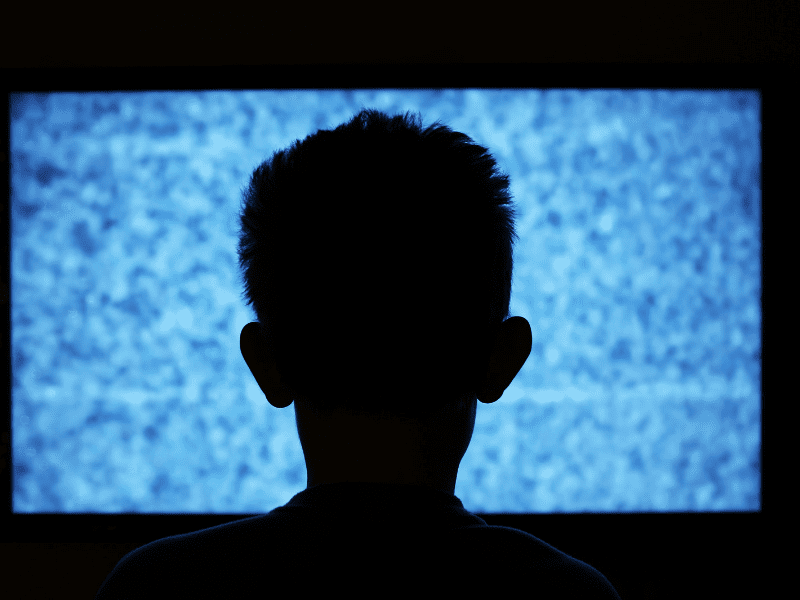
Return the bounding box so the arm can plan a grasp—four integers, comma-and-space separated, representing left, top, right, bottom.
476, 316, 532, 404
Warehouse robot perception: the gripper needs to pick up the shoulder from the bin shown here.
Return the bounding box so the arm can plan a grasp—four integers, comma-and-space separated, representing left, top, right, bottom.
436, 524, 622, 598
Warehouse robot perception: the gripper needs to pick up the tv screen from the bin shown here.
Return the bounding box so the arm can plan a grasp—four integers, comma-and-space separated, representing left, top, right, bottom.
9, 88, 761, 515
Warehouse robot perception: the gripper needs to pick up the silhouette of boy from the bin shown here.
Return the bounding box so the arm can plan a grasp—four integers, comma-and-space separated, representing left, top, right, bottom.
96, 108, 622, 598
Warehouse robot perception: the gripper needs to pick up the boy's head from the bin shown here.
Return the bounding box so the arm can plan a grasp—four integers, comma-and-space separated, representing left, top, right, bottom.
238, 108, 531, 494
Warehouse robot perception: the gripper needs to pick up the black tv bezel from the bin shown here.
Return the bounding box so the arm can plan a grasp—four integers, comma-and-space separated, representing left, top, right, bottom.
1, 66, 764, 552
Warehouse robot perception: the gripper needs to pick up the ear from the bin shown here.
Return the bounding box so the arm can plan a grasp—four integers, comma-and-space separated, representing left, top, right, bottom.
240, 322, 294, 409
476, 316, 532, 404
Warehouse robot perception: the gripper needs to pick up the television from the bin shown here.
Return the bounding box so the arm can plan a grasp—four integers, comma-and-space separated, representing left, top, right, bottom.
2, 72, 762, 597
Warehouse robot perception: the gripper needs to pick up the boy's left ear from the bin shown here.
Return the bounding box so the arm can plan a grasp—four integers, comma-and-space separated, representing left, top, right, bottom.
241, 322, 294, 409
